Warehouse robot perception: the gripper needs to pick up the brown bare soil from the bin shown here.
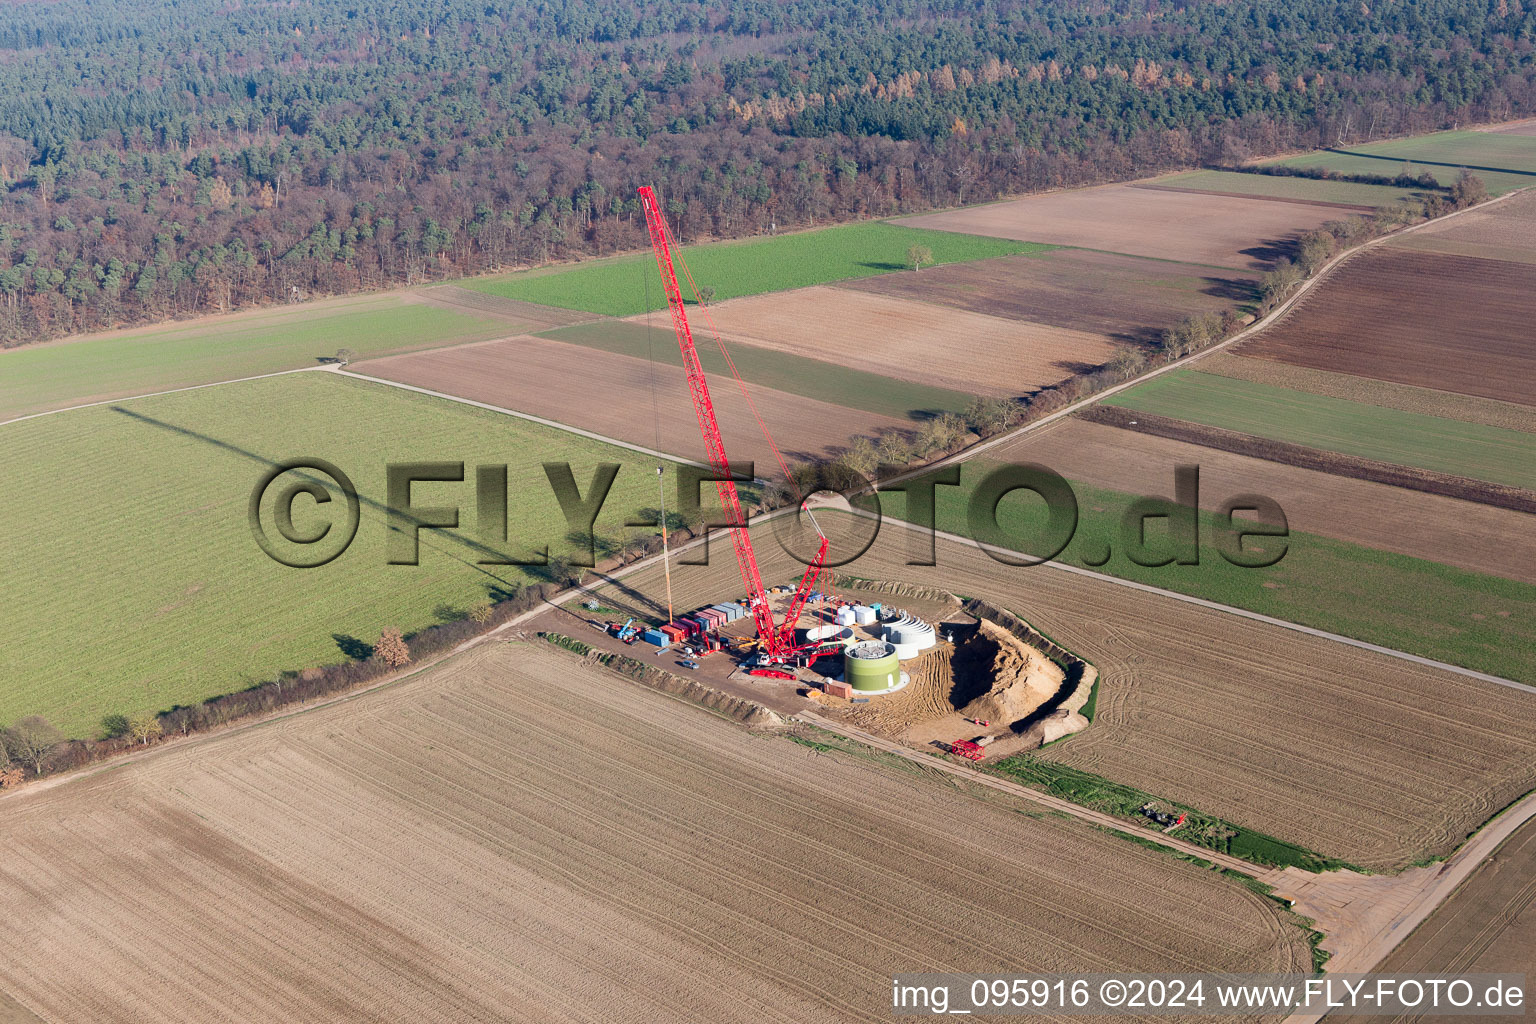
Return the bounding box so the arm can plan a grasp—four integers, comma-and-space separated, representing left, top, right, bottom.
1237, 247, 1536, 404
837, 249, 1258, 348
991, 417, 1536, 584
899, 184, 1351, 269
0, 643, 1307, 1022
589, 516, 1536, 870
1330, 814, 1536, 1023
1130, 182, 1378, 213
1078, 404, 1536, 515
357, 333, 910, 467
823, 620, 1063, 749
1198, 352, 1536, 433
1387, 187, 1536, 265
675, 287, 1117, 398
1485, 118, 1536, 136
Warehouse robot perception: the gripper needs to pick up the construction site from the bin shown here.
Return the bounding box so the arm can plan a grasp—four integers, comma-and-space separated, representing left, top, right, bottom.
558, 187, 1096, 765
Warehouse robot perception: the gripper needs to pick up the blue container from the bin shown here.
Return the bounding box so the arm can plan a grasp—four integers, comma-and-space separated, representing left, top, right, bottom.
711, 603, 739, 622
641, 628, 670, 648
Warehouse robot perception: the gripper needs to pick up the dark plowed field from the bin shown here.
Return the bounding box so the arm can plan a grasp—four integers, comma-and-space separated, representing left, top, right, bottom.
1239, 248, 1536, 404
837, 249, 1258, 348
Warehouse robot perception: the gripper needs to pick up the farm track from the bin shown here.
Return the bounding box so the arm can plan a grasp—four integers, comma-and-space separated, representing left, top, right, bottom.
0, 644, 1306, 1023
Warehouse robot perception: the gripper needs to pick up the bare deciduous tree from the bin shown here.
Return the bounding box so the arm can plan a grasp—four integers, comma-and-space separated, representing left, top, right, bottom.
374, 628, 411, 669
4, 716, 62, 775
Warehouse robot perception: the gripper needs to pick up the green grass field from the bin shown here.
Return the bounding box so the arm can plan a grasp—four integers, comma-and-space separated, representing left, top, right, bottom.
877, 468, 1536, 683
467, 222, 1051, 316
537, 320, 977, 418
0, 297, 506, 422
1105, 371, 1536, 490
0, 372, 686, 737
1264, 130, 1536, 195
1150, 169, 1430, 207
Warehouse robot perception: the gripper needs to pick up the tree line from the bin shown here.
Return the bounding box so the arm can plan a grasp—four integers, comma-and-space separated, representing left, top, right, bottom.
0, 0, 1533, 344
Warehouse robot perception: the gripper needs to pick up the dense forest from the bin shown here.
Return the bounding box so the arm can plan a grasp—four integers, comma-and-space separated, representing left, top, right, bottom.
0, 0, 1532, 343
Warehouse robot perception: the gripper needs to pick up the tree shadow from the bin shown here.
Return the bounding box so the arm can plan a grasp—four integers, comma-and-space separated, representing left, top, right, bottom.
1200, 276, 1261, 302
333, 633, 373, 659
1240, 236, 1300, 268
1108, 326, 1166, 348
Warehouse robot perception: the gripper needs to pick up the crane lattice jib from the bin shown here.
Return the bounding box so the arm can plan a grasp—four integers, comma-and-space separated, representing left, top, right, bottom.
636, 187, 787, 654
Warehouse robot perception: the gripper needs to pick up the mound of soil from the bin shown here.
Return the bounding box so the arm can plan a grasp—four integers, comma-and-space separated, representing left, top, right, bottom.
955, 622, 1062, 725
834, 620, 1061, 744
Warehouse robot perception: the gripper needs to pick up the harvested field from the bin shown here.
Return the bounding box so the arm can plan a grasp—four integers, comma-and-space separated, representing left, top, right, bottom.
358, 334, 911, 467
533, 318, 975, 418
688, 287, 1118, 398
1081, 404, 1536, 515
991, 417, 1536, 584
1198, 352, 1536, 433
898, 184, 1354, 269
1106, 370, 1536, 489
1142, 169, 1428, 208
1387, 187, 1536, 266
1330, 813, 1536, 1023
1238, 247, 1536, 404
837, 248, 1259, 347
0, 643, 1309, 1022
588, 516, 1536, 870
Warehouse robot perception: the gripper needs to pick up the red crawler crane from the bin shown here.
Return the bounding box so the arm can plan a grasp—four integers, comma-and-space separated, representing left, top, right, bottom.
637, 185, 828, 665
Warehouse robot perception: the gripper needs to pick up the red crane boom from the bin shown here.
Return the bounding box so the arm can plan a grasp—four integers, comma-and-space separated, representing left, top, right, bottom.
637, 185, 827, 662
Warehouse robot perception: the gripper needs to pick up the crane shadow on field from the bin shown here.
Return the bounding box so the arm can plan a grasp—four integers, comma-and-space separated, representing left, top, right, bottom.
107, 405, 555, 591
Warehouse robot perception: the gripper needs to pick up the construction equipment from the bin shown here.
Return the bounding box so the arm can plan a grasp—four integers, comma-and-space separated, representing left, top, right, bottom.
749, 667, 797, 681
949, 739, 986, 761
638, 185, 830, 667
607, 618, 638, 643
